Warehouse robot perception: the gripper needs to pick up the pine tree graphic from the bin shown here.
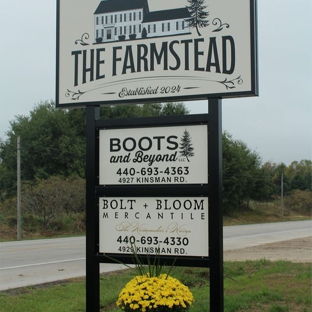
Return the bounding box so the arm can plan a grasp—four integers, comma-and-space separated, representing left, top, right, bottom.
185, 0, 209, 36
179, 129, 195, 162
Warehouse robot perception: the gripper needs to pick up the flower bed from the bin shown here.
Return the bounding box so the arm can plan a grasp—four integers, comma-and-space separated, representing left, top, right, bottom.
117, 273, 194, 312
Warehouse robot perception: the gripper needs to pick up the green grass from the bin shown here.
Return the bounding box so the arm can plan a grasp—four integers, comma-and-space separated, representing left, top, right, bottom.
0, 261, 311, 312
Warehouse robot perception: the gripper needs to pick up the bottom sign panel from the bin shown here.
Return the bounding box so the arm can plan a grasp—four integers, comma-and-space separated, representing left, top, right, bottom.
99, 197, 209, 257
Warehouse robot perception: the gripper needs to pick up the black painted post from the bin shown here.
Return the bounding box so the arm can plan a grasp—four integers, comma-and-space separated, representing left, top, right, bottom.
208, 98, 224, 311
86, 106, 100, 312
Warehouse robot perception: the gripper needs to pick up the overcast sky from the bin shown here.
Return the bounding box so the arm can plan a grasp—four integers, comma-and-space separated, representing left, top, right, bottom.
0, 0, 311, 166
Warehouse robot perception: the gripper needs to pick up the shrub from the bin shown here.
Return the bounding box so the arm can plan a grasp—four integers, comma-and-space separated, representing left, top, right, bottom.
285, 190, 312, 214
21, 175, 85, 231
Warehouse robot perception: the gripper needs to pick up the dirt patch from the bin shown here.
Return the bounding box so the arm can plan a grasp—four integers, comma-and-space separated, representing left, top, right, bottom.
224, 236, 312, 262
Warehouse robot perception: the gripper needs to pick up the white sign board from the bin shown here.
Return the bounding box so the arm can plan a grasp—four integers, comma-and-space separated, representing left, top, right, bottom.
99, 197, 209, 257
99, 124, 208, 185
56, 0, 258, 107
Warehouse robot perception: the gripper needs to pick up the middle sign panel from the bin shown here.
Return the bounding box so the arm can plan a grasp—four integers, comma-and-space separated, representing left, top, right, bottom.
99, 124, 208, 185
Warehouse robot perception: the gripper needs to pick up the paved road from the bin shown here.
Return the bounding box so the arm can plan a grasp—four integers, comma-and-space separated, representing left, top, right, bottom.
1, 220, 311, 291
0, 237, 127, 291
223, 220, 312, 250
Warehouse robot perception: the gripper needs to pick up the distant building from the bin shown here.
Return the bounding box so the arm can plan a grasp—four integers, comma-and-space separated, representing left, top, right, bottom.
94, 0, 190, 43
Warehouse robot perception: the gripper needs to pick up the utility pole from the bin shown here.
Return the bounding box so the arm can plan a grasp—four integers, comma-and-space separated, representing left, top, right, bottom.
17, 136, 21, 240
281, 173, 284, 218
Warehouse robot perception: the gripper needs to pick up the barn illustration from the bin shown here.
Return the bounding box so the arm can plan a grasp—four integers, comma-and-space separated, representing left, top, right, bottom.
94, 0, 191, 43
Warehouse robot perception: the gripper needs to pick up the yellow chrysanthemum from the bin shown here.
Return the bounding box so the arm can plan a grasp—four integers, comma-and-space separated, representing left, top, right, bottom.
116, 274, 193, 311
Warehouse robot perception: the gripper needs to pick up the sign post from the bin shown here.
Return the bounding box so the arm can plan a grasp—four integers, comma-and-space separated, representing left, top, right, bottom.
86, 106, 100, 311
56, 1, 258, 311
208, 98, 223, 311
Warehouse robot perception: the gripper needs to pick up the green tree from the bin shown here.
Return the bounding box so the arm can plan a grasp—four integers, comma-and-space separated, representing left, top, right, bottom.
0, 161, 13, 201
99, 102, 189, 119
186, 0, 209, 36
0, 101, 86, 197
160, 103, 189, 116
0, 101, 189, 199
222, 132, 271, 213
286, 160, 311, 191
270, 162, 292, 195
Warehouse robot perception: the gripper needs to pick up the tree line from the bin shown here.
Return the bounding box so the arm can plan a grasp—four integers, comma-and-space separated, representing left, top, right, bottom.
0, 101, 310, 233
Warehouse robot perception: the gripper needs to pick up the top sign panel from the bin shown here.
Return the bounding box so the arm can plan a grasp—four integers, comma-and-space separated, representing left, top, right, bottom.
56, 0, 258, 107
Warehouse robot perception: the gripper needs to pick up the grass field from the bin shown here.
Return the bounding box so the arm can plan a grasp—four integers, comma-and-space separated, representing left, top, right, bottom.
0, 260, 311, 312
